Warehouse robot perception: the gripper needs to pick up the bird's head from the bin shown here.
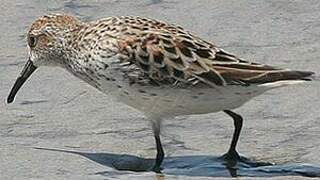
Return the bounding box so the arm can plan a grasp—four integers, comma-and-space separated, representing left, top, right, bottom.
7, 14, 82, 103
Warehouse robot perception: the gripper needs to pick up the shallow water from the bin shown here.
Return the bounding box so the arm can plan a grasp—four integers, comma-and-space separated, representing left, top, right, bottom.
0, 0, 320, 179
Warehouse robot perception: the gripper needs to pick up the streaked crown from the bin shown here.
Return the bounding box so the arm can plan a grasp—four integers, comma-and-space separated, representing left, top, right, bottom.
27, 14, 82, 66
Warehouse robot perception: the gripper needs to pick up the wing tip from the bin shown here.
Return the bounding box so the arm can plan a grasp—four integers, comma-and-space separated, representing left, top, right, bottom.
243, 70, 315, 84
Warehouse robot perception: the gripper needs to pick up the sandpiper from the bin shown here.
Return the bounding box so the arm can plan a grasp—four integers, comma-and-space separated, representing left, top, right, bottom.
7, 14, 314, 172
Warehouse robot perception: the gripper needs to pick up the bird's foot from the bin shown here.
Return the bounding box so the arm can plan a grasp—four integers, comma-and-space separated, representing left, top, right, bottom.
151, 165, 163, 173
221, 150, 274, 167
222, 150, 241, 161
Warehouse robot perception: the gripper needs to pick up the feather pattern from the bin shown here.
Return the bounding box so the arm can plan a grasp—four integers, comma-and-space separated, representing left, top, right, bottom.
96, 16, 314, 87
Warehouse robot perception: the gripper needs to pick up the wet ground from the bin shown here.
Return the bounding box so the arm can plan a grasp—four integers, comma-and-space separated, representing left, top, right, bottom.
0, 0, 320, 179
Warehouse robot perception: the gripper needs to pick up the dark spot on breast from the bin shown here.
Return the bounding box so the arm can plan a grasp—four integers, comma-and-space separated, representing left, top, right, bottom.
198, 92, 205, 95
173, 68, 185, 79
100, 54, 112, 59
97, 74, 110, 81
150, 93, 157, 96
124, 91, 129, 95
117, 85, 122, 88
85, 68, 95, 75
195, 49, 211, 58
103, 63, 109, 69
192, 95, 198, 99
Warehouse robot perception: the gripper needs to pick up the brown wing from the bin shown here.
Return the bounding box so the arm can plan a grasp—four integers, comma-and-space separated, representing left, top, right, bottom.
211, 49, 314, 84
114, 16, 314, 87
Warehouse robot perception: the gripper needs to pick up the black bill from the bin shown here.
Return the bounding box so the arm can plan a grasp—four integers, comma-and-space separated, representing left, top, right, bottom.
7, 59, 37, 104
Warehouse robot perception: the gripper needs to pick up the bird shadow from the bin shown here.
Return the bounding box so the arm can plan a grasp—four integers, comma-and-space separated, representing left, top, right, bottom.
33, 147, 320, 178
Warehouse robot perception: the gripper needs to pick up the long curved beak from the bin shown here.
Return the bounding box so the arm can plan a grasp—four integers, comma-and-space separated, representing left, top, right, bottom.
7, 59, 37, 104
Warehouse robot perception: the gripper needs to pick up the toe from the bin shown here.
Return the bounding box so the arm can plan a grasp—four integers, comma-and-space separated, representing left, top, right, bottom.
222, 150, 241, 161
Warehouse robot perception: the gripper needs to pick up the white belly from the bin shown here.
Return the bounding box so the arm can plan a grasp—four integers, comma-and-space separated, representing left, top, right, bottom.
99, 82, 266, 118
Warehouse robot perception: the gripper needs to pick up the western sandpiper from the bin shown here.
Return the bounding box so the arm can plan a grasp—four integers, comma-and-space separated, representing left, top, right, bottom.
7, 14, 314, 172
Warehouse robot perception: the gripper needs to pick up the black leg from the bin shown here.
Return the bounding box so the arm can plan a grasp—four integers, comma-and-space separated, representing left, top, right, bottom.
222, 110, 275, 167
153, 134, 164, 172
152, 121, 164, 173
223, 110, 243, 161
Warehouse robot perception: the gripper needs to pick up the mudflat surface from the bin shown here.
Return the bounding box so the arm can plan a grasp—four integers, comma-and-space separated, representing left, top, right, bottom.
0, 0, 319, 179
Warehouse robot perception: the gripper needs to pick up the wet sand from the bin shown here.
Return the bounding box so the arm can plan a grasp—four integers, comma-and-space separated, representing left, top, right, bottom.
0, 0, 319, 179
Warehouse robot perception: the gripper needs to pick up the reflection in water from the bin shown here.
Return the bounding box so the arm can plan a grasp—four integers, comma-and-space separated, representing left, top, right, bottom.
34, 147, 320, 178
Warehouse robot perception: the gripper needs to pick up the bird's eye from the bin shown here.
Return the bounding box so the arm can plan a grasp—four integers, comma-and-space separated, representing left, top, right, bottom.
28, 36, 37, 47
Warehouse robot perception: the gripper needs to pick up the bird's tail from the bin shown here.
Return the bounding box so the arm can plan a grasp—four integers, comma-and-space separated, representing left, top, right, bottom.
251, 70, 314, 83
258, 70, 315, 89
